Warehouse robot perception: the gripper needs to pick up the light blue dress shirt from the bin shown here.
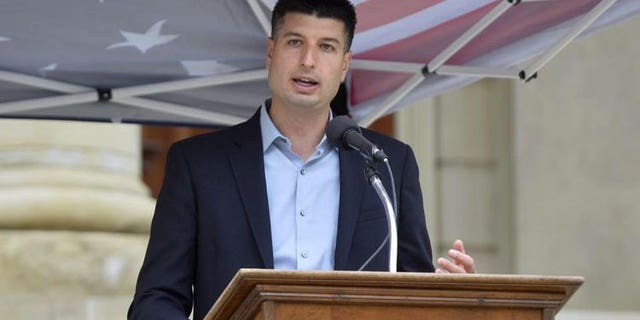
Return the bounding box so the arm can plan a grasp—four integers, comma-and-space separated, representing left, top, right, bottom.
260, 104, 340, 270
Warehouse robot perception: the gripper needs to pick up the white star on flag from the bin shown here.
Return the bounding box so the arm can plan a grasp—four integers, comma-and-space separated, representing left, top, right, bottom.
180, 60, 240, 76
0, 36, 10, 42
39, 63, 58, 77
106, 20, 179, 53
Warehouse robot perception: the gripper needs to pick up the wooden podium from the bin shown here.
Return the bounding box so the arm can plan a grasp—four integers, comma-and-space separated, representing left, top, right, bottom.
204, 269, 583, 320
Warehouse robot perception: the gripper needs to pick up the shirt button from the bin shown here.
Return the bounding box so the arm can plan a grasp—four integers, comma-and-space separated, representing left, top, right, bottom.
301, 251, 309, 258
300, 168, 306, 175
300, 210, 307, 217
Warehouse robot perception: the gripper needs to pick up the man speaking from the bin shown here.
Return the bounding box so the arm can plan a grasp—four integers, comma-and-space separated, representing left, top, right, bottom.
128, 1, 475, 319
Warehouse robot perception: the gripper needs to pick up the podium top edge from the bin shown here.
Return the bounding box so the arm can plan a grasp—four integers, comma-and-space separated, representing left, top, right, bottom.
235, 268, 585, 285
205, 269, 584, 320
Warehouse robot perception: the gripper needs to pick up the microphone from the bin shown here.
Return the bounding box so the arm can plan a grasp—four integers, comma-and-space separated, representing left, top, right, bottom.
326, 115, 388, 162
327, 115, 398, 272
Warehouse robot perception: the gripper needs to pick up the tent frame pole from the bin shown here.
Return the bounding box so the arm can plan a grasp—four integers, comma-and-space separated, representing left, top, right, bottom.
116, 97, 246, 124
114, 69, 266, 97
352, 0, 619, 125
521, 0, 618, 80
437, 65, 520, 79
427, 0, 516, 73
246, 0, 271, 36
359, 73, 425, 127
0, 69, 264, 125
0, 70, 87, 92
350, 59, 423, 74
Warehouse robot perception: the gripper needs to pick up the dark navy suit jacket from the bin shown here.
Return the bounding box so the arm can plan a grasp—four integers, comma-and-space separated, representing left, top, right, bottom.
128, 110, 434, 320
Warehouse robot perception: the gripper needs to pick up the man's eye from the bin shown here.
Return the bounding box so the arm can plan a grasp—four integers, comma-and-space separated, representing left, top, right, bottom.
320, 44, 335, 51
288, 39, 302, 46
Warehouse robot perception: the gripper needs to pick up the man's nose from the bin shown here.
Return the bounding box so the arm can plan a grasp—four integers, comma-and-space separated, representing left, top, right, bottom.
300, 45, 316, 69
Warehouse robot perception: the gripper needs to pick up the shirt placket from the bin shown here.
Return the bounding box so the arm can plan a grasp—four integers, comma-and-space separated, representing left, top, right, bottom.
295, 161, 312, 269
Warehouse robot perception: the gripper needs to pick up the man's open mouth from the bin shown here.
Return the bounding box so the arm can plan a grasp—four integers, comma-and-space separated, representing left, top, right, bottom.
293, 77, 319, 87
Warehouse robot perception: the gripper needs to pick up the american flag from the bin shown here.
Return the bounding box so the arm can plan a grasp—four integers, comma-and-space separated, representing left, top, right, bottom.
0, 0, 638, 126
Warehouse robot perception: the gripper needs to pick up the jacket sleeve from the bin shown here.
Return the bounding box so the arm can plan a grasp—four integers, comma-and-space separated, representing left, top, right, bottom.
396, 145, 436, 272
128, 142, 196, 320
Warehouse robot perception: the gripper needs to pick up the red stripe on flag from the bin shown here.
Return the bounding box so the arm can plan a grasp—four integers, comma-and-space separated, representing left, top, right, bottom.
355, 0, 444, 33
350, 0, 600, 105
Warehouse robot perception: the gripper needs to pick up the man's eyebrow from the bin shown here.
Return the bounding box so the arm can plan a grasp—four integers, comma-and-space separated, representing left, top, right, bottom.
281, 32, 342, 45
320, 37, 341, 45
281, 31, 303, 38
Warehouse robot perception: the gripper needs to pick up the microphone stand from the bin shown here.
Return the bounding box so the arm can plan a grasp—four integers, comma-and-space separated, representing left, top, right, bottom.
364, 160, 397, 273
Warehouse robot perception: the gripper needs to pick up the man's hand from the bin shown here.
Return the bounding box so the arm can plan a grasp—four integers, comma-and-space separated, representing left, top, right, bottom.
436, 239, 476, 273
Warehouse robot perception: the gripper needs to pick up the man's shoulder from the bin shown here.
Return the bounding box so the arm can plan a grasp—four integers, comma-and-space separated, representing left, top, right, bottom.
171, 115, 259, 155
357, 127, 417, 167
360, 127, 409, 151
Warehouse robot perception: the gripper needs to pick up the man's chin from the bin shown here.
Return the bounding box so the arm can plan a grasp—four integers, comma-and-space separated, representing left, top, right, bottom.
286, 96, 325, 110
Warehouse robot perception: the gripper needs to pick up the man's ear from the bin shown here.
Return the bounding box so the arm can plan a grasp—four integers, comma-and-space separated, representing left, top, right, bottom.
266, 37, 275, 69
341, 51, 352, 82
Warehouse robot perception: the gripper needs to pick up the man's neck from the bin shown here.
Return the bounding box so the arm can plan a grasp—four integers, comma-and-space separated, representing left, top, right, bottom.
269, 101, 330, 161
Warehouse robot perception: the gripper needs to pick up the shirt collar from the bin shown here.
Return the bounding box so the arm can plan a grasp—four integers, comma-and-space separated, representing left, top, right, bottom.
259, 99, 335, 155
260, 100, 284, 153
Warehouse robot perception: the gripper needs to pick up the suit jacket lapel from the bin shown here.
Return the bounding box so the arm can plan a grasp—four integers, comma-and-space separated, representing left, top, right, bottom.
334, 148, 366, 270
228, 111, 274, 269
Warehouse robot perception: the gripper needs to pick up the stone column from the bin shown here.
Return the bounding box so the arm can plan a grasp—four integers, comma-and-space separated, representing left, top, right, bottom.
0, 120, 155, 319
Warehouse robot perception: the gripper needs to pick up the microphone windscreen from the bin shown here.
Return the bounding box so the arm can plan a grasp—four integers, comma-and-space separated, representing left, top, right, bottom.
326, 115, 360, 147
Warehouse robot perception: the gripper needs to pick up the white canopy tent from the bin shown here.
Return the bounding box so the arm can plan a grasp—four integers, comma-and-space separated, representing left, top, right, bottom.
1, 0, 638, 127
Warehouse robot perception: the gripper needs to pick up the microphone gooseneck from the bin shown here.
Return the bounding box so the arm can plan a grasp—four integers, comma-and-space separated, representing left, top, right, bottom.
326, 115, 398, 272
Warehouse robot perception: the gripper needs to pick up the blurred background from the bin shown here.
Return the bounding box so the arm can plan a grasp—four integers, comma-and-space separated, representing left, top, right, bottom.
0, 11, 638, 320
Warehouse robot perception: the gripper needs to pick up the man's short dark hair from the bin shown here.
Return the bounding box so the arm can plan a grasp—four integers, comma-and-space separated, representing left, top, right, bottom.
271, 0, 357, 51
